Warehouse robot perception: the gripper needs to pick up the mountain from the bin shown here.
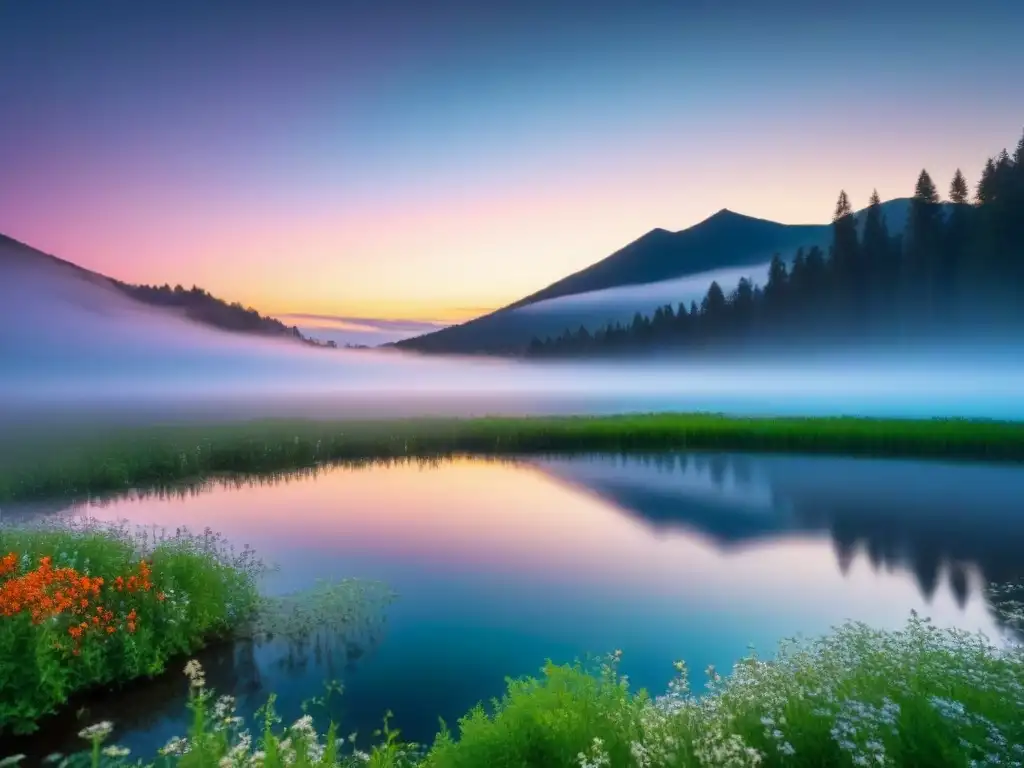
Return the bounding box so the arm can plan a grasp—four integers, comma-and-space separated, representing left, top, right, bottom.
395, 200, 921, 355
508, 210, 828, 309
0, 233, 312, 343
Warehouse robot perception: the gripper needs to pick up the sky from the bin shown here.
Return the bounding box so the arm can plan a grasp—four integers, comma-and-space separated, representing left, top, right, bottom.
1, 0, 1021, 326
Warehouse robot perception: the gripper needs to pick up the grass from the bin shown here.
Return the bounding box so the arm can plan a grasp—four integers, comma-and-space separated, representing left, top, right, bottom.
2, 413, 1024, 503
13, 609, 1024, 768
0, 521, 262, 736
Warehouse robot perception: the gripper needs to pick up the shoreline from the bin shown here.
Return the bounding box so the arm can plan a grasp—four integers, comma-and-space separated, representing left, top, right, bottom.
2, 412, 1023, 503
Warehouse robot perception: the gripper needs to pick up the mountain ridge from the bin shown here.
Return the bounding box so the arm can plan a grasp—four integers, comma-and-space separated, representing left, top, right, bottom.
0, 233, 315, 344
395, 200, 924, 354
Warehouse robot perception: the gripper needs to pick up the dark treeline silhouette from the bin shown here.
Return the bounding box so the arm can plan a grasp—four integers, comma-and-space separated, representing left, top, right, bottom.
527, 130, 1024, 358
114, 281, 337, 348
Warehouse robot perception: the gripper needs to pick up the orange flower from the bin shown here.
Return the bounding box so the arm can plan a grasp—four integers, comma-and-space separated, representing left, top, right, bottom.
1, 553, 160, 649
0, 553, 19, 579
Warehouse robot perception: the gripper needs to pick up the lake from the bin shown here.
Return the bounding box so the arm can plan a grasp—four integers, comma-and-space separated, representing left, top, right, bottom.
6, 450, 1024, 761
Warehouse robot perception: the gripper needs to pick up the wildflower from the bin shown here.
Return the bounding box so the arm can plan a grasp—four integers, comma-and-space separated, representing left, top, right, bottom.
101, 746, 131, 758
290, 714, 315, 736
183, 659, 206, 689
577, 736, 610, 768
78, 721, 114, 742
159, 737, 191, 756
213, 695, 237, 720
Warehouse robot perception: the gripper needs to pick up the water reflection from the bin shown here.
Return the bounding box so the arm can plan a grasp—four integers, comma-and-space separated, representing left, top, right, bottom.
5, 452, 1023, 761
530, 452, 1024, 600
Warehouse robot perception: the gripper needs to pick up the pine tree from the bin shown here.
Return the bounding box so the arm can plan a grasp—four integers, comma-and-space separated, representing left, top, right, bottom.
944, 170, 972, 319
804, 246, 827, 297
976, 158, 996, 204
765, 254, 789, 319
788, 247, 808, 310
914, 169, 940, 204
906, 169, 942, 323
1009, 131, 1024, 304
861, 190, 892, 332
950, 169, 969, 204
702, 281, 727, 335
830, 190, 861, 330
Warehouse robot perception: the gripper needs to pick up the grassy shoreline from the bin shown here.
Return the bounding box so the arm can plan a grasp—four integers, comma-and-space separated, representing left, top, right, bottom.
12, 610, 1024, 768
0, 522, 262, 736
1, 413, 1023, 503
0, 522, 394, 744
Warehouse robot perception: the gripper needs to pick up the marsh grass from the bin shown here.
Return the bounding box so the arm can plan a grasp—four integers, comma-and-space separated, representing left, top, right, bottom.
0, 520, 263, 735
14, 609, 1024, 768
1, 414, 1023, 503
250, 578, 396, 645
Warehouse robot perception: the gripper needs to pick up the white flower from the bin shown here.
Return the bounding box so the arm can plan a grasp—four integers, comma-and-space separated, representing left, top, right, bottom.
101, 746, 131, 759
213, 695, 237, 720
183, 659, 206, 689
77, 721, 114, 742
159, 737, 191, 756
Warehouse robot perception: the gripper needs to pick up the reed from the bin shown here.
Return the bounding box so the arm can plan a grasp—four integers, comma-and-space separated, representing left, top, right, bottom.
1, 414, 1022, 503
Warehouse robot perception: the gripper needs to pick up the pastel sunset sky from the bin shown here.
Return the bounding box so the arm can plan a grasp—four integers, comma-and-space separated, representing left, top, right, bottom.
1, 0, 1021, 325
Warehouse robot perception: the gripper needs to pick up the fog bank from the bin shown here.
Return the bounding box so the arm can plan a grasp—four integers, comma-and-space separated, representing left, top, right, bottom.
2, 238, 1021, 424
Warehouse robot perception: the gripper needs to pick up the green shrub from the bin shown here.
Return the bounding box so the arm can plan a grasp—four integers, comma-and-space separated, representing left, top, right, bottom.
16, 611, 1024, 768
0, 521, 262, 735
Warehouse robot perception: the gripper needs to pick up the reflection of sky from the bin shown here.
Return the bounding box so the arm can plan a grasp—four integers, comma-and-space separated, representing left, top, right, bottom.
62, 457, 1008, 629
13, 454, 1016, 758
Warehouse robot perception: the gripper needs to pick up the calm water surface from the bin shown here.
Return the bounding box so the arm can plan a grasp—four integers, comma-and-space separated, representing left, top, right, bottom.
7, 451, 1024, 760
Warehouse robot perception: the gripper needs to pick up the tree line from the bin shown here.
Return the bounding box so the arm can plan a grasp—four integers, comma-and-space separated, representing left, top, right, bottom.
527, 129, 1024, 358
116, 282, 307, 338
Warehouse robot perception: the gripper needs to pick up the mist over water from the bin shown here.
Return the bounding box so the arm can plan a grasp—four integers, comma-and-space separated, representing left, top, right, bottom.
3, 240, 1022, 423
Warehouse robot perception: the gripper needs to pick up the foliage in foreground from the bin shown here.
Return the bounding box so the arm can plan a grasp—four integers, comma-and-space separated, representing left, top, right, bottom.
16, 612, 1024, 768
2, 413, 1024, 503
0, 521, 262, 735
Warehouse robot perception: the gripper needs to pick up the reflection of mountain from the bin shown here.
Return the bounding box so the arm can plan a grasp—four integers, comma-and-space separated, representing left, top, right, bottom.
528, 452, 1024, 609
534, 452, 809, 548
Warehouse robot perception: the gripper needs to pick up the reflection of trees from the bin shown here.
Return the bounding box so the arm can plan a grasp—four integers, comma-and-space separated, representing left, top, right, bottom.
2, 456, 456, 524
983, 580, 1024, 644
9, 449, 1024, 761
19, 450, 1016, 625
692, 453, 1024, 603
534, 451, 1024, 622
